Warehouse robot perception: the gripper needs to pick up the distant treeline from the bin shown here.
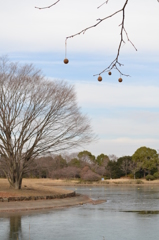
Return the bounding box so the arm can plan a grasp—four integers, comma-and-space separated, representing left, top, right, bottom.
0, 147, 159, 181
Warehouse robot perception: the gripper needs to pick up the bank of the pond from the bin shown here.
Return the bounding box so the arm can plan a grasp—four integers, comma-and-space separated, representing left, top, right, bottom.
0, 179, 106, 213
38, 178, 159, 187
0, 194, 95, 213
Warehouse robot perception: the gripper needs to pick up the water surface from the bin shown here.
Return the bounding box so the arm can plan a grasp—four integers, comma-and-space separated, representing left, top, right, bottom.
1, 185, 159, 240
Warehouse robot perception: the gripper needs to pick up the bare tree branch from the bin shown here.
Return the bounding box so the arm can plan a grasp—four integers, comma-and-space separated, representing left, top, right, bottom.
35, 0, 137, 78
65, 0, 136, 77
35, 0, 60, 10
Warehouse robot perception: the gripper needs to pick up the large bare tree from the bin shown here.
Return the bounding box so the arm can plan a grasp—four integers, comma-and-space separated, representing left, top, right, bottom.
0, 57, 95, 189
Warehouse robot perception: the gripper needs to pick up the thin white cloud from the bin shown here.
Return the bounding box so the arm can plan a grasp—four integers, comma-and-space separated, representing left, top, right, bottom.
73, 81, 159, 157
76, 82, 159, 108
91, 112, 159, 138
85, 138, 159, 157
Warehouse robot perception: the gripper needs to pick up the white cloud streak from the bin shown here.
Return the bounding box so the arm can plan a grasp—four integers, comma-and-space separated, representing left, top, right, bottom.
76, 82, 159, 108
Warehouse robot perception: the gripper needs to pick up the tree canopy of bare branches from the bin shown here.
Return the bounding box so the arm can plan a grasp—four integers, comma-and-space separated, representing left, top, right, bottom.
0, 57, 95, 189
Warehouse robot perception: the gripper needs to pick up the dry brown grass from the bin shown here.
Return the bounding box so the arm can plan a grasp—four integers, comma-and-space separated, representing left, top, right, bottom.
0, 178, 72, 198
50, 178, 159, 186
106, 178, 159, 185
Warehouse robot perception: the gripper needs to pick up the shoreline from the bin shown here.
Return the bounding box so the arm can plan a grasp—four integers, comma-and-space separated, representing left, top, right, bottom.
0, 194, 92, 214
0, 191, 76, 202
39, 178, 159, 187
0, 178, 158, 214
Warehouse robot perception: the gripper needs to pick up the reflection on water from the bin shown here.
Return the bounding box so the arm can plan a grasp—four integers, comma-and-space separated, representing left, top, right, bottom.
9, 216, 23, 240
0, 215, 24, 240
123, 210, 159, 214
1, 186, 159, 240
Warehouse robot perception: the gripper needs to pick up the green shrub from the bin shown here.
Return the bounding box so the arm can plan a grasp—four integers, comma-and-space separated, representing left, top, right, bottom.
153, 172, 159, 179
127, 173, 134, 179
146, 174, 154, 181
136, 179, 144, 184
68, 158, 81, 168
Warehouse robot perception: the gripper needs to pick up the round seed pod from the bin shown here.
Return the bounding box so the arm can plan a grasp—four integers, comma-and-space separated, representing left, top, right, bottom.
108, 72, 112, 75
63, 58, 69, 64
98, 76, 102, 82
118, 78, 123, 83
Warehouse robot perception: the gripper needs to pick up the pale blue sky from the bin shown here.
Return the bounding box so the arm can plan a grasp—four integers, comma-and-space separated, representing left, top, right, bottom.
0, 0, 159, 157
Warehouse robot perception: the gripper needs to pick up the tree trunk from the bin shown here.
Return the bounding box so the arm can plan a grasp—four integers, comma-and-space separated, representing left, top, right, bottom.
11, 177, 23, 189
144, 170, 146, 179
3, 168, 23, 190
9, 166, 23, 189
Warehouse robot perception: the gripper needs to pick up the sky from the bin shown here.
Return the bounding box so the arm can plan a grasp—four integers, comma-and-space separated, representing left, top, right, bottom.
0, 0, 159, 158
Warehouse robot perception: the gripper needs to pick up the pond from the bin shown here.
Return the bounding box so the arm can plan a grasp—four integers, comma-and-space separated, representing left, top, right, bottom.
1, 185, 159, 240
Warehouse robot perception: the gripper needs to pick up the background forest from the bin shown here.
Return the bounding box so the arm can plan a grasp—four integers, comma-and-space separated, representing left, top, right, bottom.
1, 147, 158, 181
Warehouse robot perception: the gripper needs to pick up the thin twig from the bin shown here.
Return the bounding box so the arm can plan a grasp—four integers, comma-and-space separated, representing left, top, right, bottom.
35, 0, 60, 10
97, 0, 109, 9
123, 28, 137, 51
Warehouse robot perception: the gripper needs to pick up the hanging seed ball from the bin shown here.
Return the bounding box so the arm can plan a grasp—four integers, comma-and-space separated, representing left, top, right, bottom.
63, 58, 69, 64
118, 78, 123, 83
98, 75, 102, 82
108, 71, 112, 75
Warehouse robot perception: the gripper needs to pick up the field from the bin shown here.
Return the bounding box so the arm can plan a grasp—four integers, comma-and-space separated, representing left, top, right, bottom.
0, 178, 72, 198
